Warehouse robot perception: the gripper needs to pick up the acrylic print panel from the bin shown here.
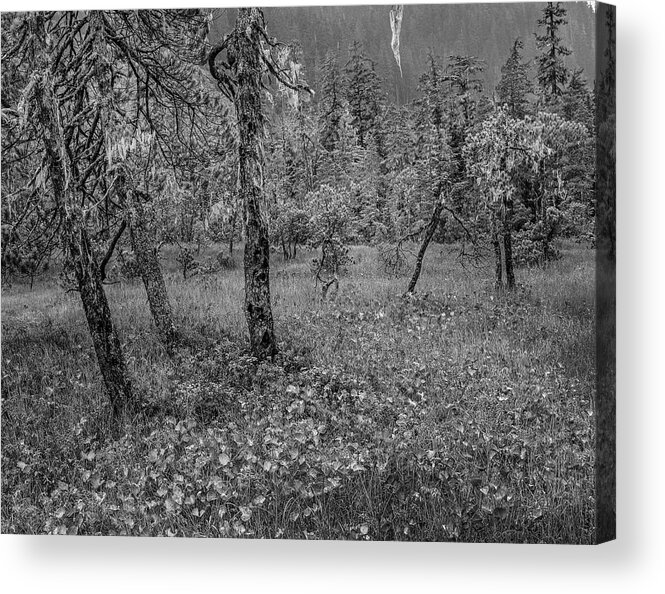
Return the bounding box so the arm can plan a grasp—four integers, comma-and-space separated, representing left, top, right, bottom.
0, 2, 615, 543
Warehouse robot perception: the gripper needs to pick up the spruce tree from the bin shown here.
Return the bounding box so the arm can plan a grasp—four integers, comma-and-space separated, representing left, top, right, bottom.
444, 55, 485, 130
496, 38, 534, 119
562, 68, 593, 127
536, 2, 571, 99
443, 54, 485, 216
318, 50, 346, 152
344, 41, 383, 148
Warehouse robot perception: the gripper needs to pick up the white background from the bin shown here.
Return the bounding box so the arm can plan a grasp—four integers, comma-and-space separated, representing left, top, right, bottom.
1, 0, 663, 592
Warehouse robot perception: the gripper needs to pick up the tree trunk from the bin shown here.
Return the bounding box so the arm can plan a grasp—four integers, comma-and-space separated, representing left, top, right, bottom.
494, 204, 515, 290
228, 209, 236, 255
234, 8, 278, 359
35, 74, 132, 421
536, 158, 552, 264
493, 230, 503, 288
405, 200, 444, 294
119, 176, 177, 349
503, 220, 515, 289
64, 215, 133, 420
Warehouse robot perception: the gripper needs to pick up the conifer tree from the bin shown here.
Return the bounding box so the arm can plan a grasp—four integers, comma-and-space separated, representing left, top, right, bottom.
406, 53, 451, 294
497, 38, 534, 119
444, 55, 485, 132
318, 50, 346, 153
535, 2, 571, 99
3, 9, 216, 420
443, 55, 486, 220
344, 41, 383, 149
562, 68, 593, 127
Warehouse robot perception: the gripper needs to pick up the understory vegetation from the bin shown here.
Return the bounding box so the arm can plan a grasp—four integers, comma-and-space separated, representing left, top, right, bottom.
1, 242, 595, 542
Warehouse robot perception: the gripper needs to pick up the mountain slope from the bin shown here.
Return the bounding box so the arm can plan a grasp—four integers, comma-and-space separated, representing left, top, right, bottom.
209, 2, 596, 103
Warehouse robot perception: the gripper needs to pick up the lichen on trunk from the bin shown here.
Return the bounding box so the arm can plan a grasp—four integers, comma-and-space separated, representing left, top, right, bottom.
34, 71, 132, 421
118, 174, 177, 349
63, 213, 133, 419
233, 8, 278, 359
494, 203, 515, 290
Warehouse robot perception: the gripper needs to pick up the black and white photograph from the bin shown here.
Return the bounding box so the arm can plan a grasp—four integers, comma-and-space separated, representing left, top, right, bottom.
1, 0, 615, 550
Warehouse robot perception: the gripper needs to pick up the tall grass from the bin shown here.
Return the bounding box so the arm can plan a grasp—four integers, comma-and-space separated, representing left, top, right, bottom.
1, 241, 596, 542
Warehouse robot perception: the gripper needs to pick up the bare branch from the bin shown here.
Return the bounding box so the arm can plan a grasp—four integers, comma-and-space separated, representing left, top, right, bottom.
99, 220, 127, 282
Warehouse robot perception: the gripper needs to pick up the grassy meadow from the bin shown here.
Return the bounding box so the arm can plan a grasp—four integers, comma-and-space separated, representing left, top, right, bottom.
1, 241, 596, 542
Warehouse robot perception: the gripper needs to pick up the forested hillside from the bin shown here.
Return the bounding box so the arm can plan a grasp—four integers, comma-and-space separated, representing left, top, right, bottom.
210, 2, 596, 104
